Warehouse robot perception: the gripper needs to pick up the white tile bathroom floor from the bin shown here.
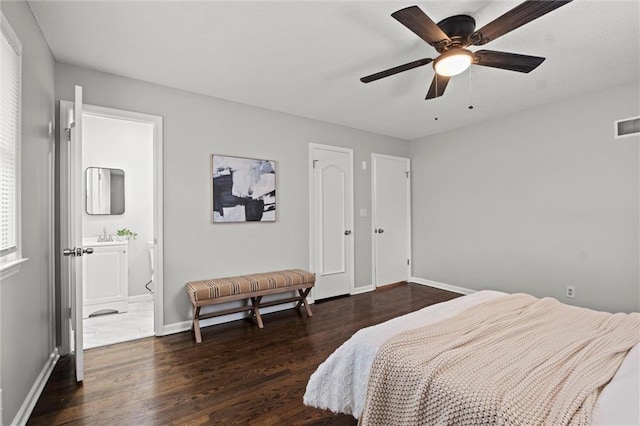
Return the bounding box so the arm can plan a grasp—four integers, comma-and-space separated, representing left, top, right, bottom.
83, 299, 154, 349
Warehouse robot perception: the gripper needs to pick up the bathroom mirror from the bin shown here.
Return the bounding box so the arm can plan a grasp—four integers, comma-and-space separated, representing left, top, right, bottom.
85, 167, 125, 215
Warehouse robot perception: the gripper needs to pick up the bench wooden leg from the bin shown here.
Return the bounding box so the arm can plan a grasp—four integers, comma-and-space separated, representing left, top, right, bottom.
296, 288, 313, 317
247, 299, 255, 320
251, 296, 264, 328
294, 287, 309, 309
192, 306, 202, 343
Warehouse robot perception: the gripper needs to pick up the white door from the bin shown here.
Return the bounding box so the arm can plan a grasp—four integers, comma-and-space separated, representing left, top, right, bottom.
61, 86, 86, 382
372, 154, 411, 287
310, 144, 354, 300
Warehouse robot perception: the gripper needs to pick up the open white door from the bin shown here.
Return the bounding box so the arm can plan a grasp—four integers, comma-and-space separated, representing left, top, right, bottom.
372, 154, 411, 287
62, 86, 86, 382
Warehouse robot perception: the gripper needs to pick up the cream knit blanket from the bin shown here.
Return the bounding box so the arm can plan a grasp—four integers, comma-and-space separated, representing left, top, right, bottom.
359, 294, 640, 426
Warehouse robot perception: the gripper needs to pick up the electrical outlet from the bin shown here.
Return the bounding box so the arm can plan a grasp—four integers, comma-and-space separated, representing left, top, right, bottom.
565, 285, 575, 298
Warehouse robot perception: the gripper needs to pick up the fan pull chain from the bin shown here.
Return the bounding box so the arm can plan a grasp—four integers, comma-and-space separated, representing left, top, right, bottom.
434, 76, 439, 121
468, 67, 474, 110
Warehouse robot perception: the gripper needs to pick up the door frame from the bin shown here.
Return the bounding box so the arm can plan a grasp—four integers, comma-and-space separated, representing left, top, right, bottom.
371, 153, 412, 288
59, 101, 164, 355
308, 143, 355, 300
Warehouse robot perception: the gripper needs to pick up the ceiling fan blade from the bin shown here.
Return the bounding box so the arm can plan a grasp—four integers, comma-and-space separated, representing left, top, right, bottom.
361, 58, 434, 83
392, 6, 451, 48
426, 74, 450, 99
470, 0, 572, 46
474, 50, 545, 73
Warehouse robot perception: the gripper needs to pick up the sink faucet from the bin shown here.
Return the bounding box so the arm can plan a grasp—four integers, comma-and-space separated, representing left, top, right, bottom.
98, 227, 113, 242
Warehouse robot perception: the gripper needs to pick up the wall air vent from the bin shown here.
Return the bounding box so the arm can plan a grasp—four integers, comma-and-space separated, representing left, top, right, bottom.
614, 116, 640, 139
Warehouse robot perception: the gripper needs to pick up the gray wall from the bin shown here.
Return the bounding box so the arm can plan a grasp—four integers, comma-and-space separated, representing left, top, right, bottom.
410, 80, 640, 313
0, 2, 56, 424
55, 62, 409, 326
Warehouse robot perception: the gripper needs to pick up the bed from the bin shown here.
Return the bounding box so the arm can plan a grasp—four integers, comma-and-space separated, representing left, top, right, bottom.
304, 291, 640, 425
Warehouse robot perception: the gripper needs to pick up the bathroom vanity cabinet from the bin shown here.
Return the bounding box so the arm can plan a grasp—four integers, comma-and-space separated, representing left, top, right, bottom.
82, 241, 128, 318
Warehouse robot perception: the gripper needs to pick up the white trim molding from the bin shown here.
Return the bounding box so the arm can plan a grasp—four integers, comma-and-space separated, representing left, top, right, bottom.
351, 285, 374, 295
163, 320, 192, 336
410, 277, 476, 295
11, 348, 60, 426
0, 257, 28, 281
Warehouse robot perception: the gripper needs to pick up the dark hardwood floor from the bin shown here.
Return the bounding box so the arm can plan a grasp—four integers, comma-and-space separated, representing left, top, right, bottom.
28, 283, 459, 425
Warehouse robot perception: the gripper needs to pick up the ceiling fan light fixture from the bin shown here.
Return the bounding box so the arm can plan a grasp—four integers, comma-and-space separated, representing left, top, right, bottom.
434, 49, 474, 77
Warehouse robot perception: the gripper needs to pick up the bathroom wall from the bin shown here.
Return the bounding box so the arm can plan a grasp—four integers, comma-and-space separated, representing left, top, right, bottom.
82, 113, 154, 297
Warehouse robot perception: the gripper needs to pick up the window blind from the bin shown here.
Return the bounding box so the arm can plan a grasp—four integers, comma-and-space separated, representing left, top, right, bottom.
1, 16, 21, 256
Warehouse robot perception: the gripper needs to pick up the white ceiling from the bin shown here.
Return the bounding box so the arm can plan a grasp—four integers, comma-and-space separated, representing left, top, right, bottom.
28, 0, 640, 141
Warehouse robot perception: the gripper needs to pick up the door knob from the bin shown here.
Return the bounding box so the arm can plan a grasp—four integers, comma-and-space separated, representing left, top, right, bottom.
344, 230, 352, 235
63, 247, 81, 257
63, 247, 95, 257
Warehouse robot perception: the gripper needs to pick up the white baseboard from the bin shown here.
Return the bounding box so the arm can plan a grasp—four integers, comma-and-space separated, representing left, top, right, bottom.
351, 285, 374, 295
410, 277, 476, 295
12, 348, 60, 426
128, 293, 153, 303
163, 320, 192, 336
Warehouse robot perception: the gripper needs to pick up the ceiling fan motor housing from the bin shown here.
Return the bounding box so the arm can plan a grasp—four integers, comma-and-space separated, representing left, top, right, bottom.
436, 15, 476, 51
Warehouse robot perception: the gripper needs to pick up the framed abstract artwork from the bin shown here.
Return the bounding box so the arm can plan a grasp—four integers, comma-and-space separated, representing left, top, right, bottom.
211, 154, 276, 223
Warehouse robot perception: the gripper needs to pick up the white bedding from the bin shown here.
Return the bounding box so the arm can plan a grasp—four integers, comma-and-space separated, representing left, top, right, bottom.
303, 290, 640, 424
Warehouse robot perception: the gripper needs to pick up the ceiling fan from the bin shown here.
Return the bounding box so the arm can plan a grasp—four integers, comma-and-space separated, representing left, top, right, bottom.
361, 0, 573, 99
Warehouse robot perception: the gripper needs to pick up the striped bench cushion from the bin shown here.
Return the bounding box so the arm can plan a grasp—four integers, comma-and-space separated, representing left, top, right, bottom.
186, 269, 315, 303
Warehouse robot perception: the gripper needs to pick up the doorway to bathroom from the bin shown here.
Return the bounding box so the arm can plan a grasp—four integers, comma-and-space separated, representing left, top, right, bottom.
60, 100, 164, 351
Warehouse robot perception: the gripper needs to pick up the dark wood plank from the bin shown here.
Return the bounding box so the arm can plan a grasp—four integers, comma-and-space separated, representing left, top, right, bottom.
28, 283, 460, 425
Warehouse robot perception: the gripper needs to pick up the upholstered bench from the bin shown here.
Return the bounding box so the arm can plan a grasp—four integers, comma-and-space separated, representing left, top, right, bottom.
185, 269, 315, 343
